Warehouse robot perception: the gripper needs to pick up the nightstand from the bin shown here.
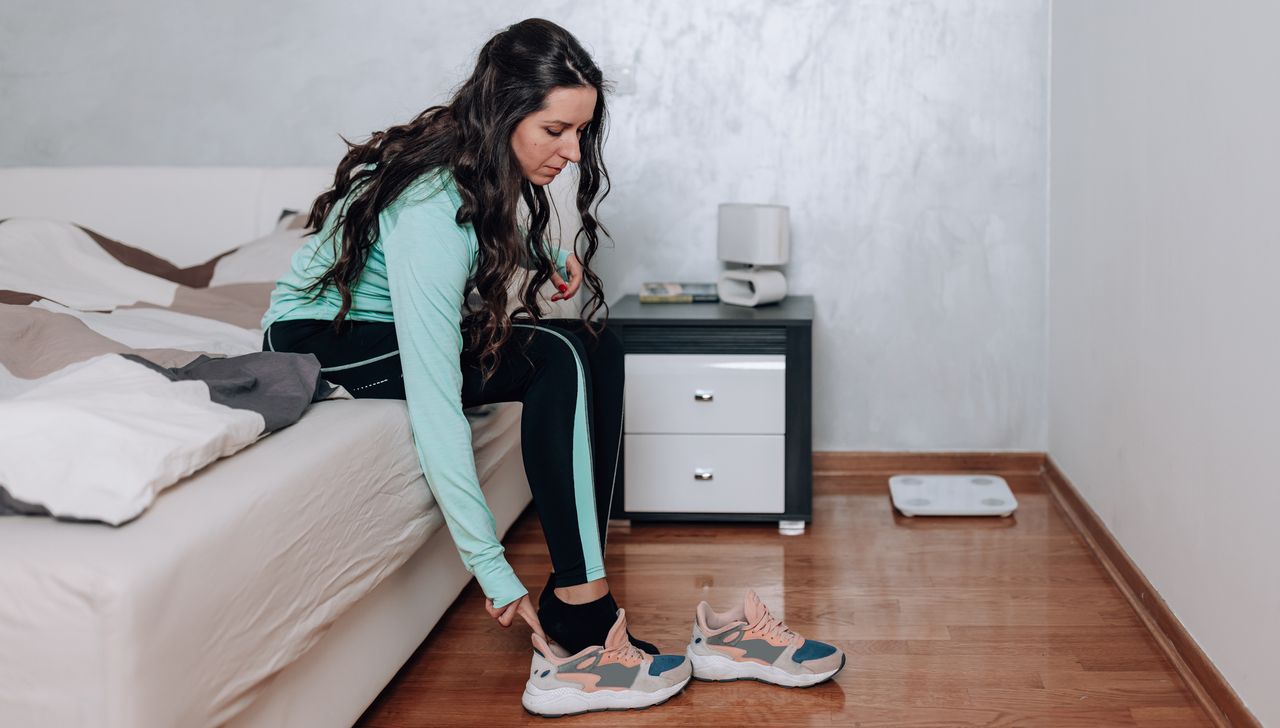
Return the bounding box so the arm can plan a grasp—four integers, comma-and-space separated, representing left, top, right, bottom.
598, 294, 814, 533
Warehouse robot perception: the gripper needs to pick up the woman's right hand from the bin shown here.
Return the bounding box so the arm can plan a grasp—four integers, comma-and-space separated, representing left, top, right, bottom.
485, 593, 546, 641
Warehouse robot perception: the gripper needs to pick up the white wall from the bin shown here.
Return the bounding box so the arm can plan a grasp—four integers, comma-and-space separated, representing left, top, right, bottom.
0, 0, 1051, 451
1049, 2, 1279, 723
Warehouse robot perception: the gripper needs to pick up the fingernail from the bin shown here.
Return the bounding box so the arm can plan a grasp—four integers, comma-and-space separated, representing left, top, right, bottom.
558, 284, 568, 292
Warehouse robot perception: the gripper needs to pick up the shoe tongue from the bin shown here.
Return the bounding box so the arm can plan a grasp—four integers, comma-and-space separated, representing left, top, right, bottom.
604, 608, 630, 650
743, 589, 768, 625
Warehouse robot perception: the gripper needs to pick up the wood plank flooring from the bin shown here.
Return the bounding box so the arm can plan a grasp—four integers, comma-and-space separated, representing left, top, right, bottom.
355, 472, 1214, 727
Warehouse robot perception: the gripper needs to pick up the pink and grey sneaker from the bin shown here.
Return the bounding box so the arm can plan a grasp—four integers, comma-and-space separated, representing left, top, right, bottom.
686, 589, 845, 687
522, 608, 691, 717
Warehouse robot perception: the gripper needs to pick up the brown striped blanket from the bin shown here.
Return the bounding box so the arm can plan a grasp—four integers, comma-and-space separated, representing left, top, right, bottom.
0, 218, 344, 525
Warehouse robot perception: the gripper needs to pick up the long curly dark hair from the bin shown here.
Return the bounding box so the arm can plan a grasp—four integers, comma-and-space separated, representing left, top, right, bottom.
300, 18, 612, 382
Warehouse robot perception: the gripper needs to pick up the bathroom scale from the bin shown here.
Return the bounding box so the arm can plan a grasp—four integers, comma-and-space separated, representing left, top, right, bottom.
888, 474, 1018, 517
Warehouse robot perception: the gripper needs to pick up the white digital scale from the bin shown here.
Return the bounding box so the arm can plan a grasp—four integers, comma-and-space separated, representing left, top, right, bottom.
888, 474, 1018, 517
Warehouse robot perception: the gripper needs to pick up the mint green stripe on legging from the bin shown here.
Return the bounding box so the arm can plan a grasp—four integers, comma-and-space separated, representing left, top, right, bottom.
511, 324, 604, 581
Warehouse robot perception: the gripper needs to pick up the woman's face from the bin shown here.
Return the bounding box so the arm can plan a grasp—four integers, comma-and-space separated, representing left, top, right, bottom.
511, 85, 598, 186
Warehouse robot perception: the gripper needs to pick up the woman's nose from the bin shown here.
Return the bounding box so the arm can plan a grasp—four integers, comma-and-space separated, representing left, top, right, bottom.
560, 136, 582, 163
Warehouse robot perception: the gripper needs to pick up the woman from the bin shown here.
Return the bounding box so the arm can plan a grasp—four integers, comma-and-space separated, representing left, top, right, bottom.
260, 18, 655, 658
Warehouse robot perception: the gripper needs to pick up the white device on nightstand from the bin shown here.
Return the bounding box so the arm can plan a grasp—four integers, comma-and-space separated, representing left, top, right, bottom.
716, 203, 790, 307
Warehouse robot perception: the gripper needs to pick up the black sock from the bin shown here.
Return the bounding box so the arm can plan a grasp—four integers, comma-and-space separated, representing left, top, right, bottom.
537, 586, 618, 655
537, 572, 660, 655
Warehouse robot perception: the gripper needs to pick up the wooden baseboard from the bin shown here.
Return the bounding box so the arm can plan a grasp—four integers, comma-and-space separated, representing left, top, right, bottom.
1042, 456, 1260, 728
813, 450, 1046, 476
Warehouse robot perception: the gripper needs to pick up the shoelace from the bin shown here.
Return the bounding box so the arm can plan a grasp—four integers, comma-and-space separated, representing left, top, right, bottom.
604, 638, 648, 666
755, 608, 798, 644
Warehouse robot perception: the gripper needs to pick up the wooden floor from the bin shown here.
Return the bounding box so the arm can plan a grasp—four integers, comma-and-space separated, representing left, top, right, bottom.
356, 472, 1214, 727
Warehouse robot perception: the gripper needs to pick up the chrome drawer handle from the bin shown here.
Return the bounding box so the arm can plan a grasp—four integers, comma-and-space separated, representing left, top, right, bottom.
693, 389, 714, 402
693, 468, 714, 481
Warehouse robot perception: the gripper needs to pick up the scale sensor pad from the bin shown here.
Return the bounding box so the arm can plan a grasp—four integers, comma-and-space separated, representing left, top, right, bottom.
888, 474, 1018, 517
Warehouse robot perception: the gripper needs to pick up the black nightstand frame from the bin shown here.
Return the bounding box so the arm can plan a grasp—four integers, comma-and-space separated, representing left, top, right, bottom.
596, 294, 814, 527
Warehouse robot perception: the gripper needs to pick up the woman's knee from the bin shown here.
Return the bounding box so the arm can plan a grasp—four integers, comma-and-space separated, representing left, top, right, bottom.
562, 322, 621, 369
591, 323, 623, 360
520, 325, 588, 377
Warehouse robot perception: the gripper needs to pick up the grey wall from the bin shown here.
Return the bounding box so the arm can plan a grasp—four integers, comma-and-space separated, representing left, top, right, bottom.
1049, 2, 1279, 723
0, 0, 1050, 451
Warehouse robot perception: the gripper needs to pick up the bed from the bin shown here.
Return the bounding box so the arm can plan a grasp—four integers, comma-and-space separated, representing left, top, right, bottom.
0, 167, 580, 728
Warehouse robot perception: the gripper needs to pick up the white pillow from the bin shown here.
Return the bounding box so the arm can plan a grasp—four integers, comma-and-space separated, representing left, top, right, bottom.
208, 227, 310, 287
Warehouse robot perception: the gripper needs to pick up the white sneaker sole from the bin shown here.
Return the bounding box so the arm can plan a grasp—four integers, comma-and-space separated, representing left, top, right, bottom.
521, 675, 690, 717
686, 647, 845, 687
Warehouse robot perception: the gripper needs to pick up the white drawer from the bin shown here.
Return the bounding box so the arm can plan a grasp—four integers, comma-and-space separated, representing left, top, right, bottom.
623, 353, 785, 435
623, 434, 785, 513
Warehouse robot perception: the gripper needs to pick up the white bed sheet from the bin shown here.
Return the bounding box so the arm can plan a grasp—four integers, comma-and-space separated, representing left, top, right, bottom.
0, 397, 523, 728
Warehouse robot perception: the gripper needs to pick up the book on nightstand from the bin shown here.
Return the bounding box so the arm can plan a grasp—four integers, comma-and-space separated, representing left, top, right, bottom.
639, 281, 719, 303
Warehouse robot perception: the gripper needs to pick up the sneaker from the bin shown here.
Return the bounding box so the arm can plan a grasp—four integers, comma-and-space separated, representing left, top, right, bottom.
522, 608, 692, 717
686, 589, 845, 687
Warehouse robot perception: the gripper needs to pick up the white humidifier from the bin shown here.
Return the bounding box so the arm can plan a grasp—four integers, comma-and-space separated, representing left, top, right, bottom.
716, 203, 790, 307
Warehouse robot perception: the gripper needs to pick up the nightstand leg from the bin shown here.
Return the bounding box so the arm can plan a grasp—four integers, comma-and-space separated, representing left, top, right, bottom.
778, 520, 806, 535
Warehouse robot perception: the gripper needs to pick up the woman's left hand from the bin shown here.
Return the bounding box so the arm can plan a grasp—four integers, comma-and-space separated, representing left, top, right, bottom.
485, 593, 546, 641
550, 253, 582, 302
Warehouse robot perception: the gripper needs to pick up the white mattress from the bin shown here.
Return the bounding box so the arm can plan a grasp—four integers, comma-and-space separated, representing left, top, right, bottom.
0, 398, 523, 728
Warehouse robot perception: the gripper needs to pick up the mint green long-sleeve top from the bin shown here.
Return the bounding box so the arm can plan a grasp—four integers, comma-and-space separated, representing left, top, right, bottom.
262, 167, 571, 608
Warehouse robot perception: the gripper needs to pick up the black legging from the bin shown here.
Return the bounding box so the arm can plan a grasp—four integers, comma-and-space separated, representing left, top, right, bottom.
263, 317, 622, 589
